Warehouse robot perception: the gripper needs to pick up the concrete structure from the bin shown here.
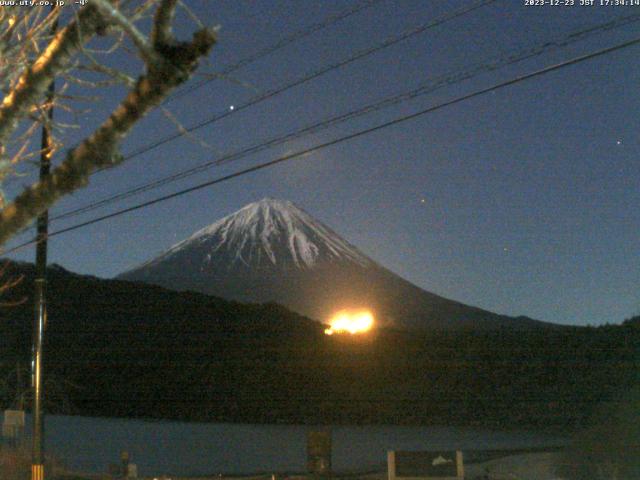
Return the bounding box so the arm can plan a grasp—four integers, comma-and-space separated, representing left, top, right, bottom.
387, 450, 464, 480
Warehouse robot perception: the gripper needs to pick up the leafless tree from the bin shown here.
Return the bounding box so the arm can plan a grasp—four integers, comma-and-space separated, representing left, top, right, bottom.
0, 0, 216, 246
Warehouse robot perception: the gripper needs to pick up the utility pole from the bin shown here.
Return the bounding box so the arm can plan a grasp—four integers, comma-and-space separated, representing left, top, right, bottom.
32, 7, 57, 480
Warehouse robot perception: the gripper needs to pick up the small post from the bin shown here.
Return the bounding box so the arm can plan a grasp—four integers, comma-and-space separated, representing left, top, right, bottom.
307, 430, 332, 478
387, 451, 396, 480
121, 451, 130, 478
455, 450, 464, 479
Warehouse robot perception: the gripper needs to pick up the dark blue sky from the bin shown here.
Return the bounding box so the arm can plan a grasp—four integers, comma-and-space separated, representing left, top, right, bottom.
4, 0, 639, 326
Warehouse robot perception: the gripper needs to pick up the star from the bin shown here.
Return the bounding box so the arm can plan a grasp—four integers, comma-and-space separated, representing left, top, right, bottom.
616, 140, 622, 145
420, 198, 426, 204
229, 105, 235, 111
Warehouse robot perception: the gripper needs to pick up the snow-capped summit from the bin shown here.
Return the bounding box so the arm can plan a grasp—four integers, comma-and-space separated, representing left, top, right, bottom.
149, 198, 372, 271
119, 199, 548, 330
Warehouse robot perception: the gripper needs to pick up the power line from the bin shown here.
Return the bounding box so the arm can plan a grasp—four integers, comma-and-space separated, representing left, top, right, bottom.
0, 0, 499, 241
49, 13, 640, 223
0, 0, 384, 183
167, 0, 387, 104
102, 0, 498, 168
4, 33, 640, 256
5, 0, 497, 226
49, 0, 498, 218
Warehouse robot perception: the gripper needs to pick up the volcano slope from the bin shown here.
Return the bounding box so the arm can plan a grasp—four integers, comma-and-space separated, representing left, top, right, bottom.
119, 198, 548, 331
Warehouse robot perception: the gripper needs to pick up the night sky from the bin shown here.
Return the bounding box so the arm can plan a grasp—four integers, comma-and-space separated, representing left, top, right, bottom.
3, 0, 639, 326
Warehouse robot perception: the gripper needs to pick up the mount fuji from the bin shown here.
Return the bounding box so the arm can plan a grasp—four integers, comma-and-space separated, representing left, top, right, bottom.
118, 198, 547, 330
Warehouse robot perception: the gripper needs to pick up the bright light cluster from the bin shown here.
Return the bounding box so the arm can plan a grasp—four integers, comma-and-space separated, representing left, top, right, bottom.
324, 310, 374, 335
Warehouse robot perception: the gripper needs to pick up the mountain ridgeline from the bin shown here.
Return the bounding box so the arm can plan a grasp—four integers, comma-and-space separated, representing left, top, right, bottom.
1, 199, 633, 428
0, 260, 636, 427
119, 198, 547, 330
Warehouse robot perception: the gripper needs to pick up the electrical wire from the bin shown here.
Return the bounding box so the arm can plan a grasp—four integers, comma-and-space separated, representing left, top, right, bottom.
0, 0, 499, 240
166, 0, 387, 104
98, 0, 498, 170
43, 0, 501, 220
49, 12, 640, 223
4, 33, 640, 256
0, 0, 384, 182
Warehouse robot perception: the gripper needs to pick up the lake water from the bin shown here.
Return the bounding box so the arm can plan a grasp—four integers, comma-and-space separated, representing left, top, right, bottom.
14, 415, 566, 477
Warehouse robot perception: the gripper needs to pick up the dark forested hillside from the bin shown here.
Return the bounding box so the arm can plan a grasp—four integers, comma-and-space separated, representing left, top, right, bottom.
0, 261, 637, 428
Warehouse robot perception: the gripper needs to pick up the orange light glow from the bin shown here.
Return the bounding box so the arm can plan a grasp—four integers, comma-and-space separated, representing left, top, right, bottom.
324, 310, 374, 335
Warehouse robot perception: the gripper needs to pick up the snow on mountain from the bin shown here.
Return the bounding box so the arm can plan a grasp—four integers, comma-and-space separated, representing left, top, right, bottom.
120, 198, 550, 330
138, 198, 373, 272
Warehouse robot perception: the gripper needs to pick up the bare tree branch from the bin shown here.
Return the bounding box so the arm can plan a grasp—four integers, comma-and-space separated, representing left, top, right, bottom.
0, 6, 106, 147
92, 0, 158, 65
0, 16, 217, 245
0, 260, 24, 306
152, 0, 178, 48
